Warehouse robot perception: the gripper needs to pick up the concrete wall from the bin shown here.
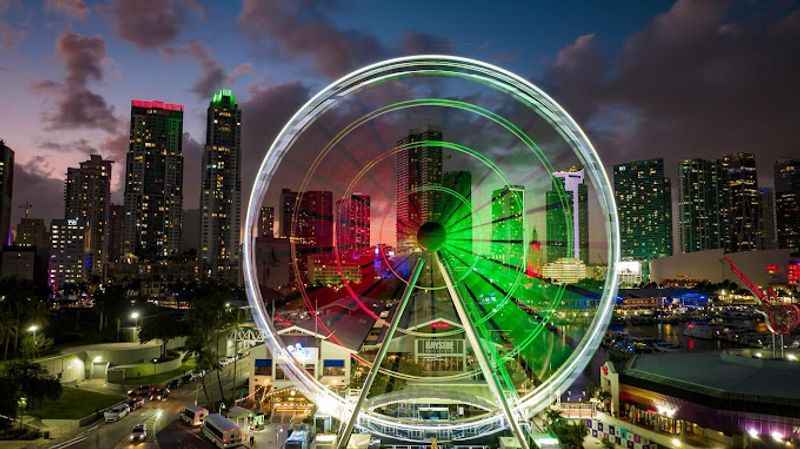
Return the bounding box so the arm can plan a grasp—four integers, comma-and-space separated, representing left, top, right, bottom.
650, 248, 792, 286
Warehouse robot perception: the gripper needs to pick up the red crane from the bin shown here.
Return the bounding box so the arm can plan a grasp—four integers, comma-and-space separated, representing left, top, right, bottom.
721, 256, 800, 336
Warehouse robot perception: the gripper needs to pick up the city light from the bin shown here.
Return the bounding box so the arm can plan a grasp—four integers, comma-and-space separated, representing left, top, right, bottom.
772, 431, 784, 442
748, 428, 759, 439
671, 438, 682, 447
27, 324, 39, 333
130, 311, 140, 320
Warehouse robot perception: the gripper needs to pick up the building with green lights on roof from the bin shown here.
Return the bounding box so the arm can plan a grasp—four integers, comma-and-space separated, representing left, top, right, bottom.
200, 89, 242, 280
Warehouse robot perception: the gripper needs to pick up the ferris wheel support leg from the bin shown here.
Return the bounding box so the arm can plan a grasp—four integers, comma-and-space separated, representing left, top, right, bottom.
434, 253, 530, 449
336, 257, 425, 449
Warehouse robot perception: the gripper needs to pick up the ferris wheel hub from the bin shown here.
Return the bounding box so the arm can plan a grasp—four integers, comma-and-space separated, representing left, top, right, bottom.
417, 221, 447, 252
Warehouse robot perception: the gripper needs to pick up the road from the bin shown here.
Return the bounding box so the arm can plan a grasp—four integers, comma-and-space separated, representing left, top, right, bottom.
52, 357, 253, 449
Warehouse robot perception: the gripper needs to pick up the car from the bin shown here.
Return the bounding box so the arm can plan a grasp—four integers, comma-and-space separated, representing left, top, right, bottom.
189, 370, 206, 382
129, 423, 147, 443
127, 397, 145, 410
149, 387, 170, 401
167, 378, 181, 390
127, 385, 152, 399
104, 404, 130, 423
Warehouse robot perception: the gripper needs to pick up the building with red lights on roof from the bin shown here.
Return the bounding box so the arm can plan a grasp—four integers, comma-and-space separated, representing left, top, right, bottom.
122, 99, 184, 260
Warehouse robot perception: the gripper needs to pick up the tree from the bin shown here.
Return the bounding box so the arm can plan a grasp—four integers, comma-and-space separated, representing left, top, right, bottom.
550, 419, 588, 449
4, 360, 62, 409
0, 278, 50, 359
20, 333, 53, 359
138, 312, 187, 360
186, 282, 235, 404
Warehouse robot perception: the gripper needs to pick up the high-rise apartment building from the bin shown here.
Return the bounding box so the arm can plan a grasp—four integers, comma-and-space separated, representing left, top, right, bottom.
65, 155, 112, 276
546, 168, 588, 263
441, 170, 472, 259
336, 193, 370, 257
123, 99, 184, 260
279, 188, 298, 238
491, 185, 525, 267
395, 128, 443, 253
759, 187, 776, 250
613, 159, 673, 260
108, 204, 124, 263
200, 89, 242, 278
15, 217, 48, 250
0, 140, 13, 247
775, 159, 800, 252
718, 153, 760, 253
296, 191, 334, 250
48, 218, 85, 292
260, 206, 275, 238
678, 159, 722, 253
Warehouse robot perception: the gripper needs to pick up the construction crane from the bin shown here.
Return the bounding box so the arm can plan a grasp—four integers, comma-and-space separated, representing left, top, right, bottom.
721, 256, 800, 357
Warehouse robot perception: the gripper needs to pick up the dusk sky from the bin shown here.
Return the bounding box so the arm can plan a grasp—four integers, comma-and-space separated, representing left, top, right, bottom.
1, 0, 799, 228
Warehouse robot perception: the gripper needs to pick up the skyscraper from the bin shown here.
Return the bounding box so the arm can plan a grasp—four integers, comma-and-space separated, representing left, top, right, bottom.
613, 159, 673, 260
260, 206, 275, 238
48, 218, 85, 292
200, 89, 242, 278
441, 170, 472, 258
279, 188, 298, 238
759, 187, 776, 250
546, 168, 588, 263
491, 185, 525, 267
395, 128, 443, 253
0, 140, 13, 247
718, 153, 760, 253
678, 159, 722, 253
336, 193, 370, 257
296, 191, 334, 250
123, 99, 184, 260
15, 217, 48, 250
775, 159, 800, 252
65, 155, 112, 276
108, 204, 124, 263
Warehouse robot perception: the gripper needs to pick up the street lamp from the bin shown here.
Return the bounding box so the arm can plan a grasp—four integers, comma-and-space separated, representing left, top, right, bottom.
27, 324, 39, 337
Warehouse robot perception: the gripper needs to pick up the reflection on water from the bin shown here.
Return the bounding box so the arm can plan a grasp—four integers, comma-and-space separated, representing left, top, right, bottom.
569, 322, 729, 395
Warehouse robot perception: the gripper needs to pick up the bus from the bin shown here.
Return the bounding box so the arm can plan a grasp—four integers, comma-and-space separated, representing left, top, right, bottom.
283, 430, 310, 449
202, 413, 243, 448
180, 406, 209, 427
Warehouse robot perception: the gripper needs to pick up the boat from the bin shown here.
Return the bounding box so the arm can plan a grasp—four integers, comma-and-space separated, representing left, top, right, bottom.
652, 341, 682, 352
683, 323, 715, 340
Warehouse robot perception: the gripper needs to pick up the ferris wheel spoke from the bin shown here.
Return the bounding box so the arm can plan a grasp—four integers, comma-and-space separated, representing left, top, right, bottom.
434, 253, 531, 449
337, 257, 425, 449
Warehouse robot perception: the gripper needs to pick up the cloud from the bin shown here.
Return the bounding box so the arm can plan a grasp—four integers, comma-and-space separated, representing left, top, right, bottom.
32, 32, 120, 133
106, 0, 203, 49
11, 157, 65, 224
162, 41, 253, 99
543, 0, 800, 182
400, 32, 454, 55
39, 138, 95, 154
0, 0, 24, 49
45, 0, 89, 20
239, 0, 386, 78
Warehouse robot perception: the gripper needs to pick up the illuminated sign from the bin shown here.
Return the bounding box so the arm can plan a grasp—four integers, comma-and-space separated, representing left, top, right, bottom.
417, 339, 463, 356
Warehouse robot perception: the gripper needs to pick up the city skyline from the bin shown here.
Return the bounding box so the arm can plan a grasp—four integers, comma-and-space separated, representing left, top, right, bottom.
2, 1, 799, 230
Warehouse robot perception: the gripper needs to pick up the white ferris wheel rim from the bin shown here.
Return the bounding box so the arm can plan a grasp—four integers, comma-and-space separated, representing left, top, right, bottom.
242, 54, 621, 435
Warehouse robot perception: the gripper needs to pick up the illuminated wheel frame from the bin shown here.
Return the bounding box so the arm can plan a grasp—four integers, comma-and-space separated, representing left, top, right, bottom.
243, 55, 620, 445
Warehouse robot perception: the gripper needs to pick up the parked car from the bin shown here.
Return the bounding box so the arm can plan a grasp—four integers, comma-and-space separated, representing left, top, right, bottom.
189, 370, 206, 382
128, 385, 152, 398
104, 404, 131, 423
129, 423, 147, 443
149, 387, 170, 401
127, 397, 145, 410
167, 378, 182, 390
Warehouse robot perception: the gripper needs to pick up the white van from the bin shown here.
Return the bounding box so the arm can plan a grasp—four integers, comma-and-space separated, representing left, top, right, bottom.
202, 413, 243, 448
180, 405, 209, 427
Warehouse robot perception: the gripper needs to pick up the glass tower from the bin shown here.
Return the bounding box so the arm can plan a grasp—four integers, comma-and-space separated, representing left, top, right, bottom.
200, 89, 242, 279
123, 100, 184, 260
613, 158, 673, 260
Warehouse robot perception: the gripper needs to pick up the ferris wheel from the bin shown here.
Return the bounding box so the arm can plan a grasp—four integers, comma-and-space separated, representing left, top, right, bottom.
243, 56, 619, 449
